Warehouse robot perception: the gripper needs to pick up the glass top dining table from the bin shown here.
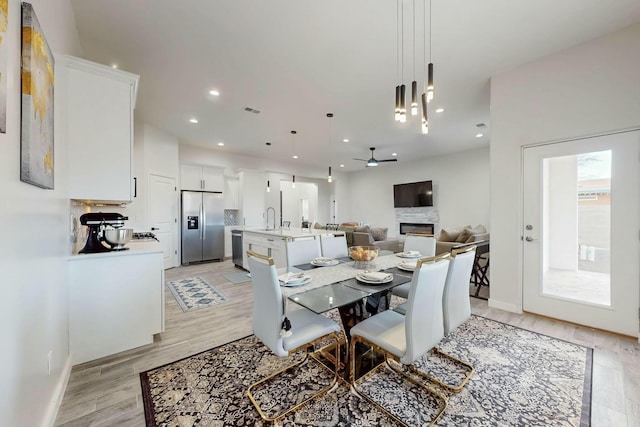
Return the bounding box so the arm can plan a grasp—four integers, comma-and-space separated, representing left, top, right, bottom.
285, 253, 415, 314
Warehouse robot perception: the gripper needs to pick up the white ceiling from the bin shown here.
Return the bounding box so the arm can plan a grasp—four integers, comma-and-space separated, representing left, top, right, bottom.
69, 0, 640, 172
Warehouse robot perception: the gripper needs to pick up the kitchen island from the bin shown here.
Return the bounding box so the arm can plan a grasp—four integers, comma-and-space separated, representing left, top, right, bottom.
67, 241, 164, 365
238, 227, 345, 269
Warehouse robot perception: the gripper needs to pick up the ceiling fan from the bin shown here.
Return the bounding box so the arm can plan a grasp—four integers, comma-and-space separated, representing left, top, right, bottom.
353, 147, 398, 167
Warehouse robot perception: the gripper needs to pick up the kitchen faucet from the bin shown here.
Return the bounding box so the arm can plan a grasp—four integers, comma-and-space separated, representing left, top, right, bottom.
266, 207, 276, 230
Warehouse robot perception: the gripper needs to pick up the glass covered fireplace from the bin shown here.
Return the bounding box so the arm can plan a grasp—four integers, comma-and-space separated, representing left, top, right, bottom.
399, 222, 434, 235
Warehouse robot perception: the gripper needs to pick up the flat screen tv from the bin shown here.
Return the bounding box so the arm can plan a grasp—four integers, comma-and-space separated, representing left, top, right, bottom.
393, 180, 433, 207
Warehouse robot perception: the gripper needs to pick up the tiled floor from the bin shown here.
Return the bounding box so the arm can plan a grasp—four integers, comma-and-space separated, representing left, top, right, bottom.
54, 259, 640, 426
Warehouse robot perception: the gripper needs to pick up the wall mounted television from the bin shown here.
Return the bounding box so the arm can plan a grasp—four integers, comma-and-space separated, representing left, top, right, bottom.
393, 180, 433, 207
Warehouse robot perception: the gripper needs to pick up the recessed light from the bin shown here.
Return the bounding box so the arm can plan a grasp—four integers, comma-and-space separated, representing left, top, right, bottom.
217, 142, 224, 146
189, 118, 198, 124
476, 133, 483, 138
392, 152, 397, 156
435, 108, 444, 113
111, 64, 118, 69
209, 89, 220, 96
343, 138, 349, 143
340, 164, 345, 168
292, 155, 299, 159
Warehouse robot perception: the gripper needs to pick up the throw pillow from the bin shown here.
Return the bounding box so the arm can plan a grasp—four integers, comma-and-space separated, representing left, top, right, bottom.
439, 228, 461, 242
370, 227, 388, 241
340, 222, 359, 227
313, 222, 325, 230
465, 235, 476, 243
464, 225, 487, 235
355, 225, 371, 234
455, 232, 469, 243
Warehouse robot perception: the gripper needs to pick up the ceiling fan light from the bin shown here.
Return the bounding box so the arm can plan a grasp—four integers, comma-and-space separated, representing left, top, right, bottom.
367, 160, 378, 167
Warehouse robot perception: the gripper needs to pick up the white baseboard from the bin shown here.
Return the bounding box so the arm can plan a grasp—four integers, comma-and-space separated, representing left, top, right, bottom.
43, 354, 72, 427
488, 298, 522, 314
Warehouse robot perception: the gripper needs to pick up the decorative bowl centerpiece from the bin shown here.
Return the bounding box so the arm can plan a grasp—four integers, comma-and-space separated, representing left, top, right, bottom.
349, 245, 379, 269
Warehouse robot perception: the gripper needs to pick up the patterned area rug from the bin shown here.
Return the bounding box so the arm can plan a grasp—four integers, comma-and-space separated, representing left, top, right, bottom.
165, 277, 228, 312
140, 315, 592, 426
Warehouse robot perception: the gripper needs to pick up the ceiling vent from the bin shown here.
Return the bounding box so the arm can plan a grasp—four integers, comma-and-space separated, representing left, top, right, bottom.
243, 106, 261, 114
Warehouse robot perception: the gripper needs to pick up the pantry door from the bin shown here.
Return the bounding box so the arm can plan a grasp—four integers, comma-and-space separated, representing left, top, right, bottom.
149, 174, 179, 269
522, 131, 640, 337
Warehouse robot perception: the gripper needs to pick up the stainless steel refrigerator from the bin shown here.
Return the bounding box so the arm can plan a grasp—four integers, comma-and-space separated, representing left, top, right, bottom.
181, 191, 224, 265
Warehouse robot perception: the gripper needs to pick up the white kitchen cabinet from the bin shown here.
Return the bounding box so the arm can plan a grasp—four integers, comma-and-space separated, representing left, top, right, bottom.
242, 231, 287, 269
62, 56, 139, 202
68, 248, 164, 365
181, 164, 224, 192
224, 178, 240, 210
239, 171, 265, 226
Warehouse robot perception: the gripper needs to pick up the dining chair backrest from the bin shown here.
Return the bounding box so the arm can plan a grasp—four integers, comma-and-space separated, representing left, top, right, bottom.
404, 233, 436, 257
443, 246, 476, 336
286, 237, 321, 266
402, 257, 450, 365
247, 251, 288, 357
319, 234, 348, 259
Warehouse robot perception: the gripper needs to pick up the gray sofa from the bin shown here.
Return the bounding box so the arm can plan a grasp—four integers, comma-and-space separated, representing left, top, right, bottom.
436, 225, 489, 254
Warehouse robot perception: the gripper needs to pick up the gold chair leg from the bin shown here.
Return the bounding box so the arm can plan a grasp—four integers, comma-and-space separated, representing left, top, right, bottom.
247, 332, 341, 424
350, 336, 447, 427
408, 347, 475, 393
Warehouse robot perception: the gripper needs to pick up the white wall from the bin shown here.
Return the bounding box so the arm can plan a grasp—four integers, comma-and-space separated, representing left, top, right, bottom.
0, 1, 81, 426
346, 147, 491, 237
490, 22, 640, 312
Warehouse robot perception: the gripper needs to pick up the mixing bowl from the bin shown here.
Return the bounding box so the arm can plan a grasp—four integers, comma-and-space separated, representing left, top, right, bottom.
103, 228, 133, 249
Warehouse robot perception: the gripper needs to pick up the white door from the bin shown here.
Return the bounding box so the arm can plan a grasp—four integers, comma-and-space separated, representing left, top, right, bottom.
149, 174, 179, 269
522, 131, 639, 337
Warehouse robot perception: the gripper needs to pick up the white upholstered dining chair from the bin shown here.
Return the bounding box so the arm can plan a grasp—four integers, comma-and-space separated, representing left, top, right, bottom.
285, 237, 321, 266
393, 246, 476, 392
246, 250, 341, 423
349, 255, 450, 426
404, 233, 436, 257
392, 233, 437, 299
319, 234, 349, 259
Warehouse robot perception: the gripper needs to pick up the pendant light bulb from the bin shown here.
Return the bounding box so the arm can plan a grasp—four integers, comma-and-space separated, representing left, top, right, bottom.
292, 175, 295, 189
266, 180, 270, 192
411, 81, 418, 115
427, 62, 434, 103
327, 167, 332, 183
421, 92, 429, 134
394, 85, 401, 121
399, 84, 407, 123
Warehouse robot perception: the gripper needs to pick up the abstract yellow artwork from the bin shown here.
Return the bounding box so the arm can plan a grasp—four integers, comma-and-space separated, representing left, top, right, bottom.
21, 2, 54, 189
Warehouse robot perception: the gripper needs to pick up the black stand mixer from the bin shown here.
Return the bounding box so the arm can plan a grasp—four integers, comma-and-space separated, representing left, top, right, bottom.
79, 212, 129, 254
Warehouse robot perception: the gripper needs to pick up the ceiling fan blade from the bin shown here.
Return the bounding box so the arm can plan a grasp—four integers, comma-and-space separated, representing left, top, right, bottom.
378, 159, 398, 162
353, 158, 369, 161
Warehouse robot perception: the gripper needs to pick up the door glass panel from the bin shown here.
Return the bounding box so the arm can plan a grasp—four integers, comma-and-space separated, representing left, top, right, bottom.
542, 150, 611, 305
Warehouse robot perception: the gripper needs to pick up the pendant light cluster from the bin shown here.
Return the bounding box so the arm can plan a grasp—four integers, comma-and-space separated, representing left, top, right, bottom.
327, 113, 333, 183
394, 0, 435, 135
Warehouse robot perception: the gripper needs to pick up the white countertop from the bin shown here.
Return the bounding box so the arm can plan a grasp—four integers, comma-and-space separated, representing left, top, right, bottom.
69, 240, 163, 260
238, 227, 344, 239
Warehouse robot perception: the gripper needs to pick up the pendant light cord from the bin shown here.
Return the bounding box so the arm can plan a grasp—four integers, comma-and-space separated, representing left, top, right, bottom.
397, 0, 400, 84
412, 0, 416, 80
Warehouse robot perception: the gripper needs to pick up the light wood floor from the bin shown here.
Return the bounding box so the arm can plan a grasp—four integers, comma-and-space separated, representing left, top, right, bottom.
54, 259, 640, 427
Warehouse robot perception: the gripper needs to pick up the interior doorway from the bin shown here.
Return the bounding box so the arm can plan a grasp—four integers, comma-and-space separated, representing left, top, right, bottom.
522, 131, 639, 337
148, 174, 179, 269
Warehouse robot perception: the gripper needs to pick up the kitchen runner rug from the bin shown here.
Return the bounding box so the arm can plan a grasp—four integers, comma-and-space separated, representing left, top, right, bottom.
165, 277, 228, 312
140, 315, 592, 426
223, 271, 252, 284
